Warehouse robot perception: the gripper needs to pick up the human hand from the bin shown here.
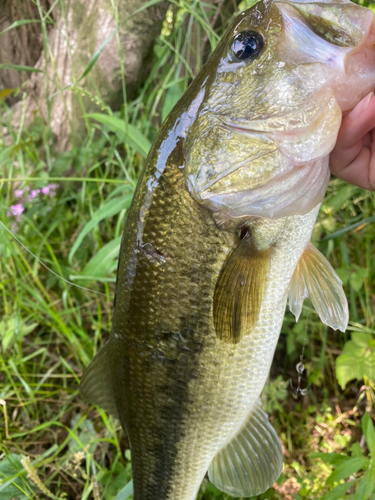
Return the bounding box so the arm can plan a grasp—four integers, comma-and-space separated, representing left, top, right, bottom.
330, 92, 375, 191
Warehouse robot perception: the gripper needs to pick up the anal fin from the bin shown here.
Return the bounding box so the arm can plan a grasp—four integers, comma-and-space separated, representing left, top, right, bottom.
80, 343, 119, 419
208, 400, 283, 496
213, 233, 271, 344
288, 242, 348, 331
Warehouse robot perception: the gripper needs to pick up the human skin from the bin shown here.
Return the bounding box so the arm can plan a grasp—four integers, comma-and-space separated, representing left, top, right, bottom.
330, 93, 375, 190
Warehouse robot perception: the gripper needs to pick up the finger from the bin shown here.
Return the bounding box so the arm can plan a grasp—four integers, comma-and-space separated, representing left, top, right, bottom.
331, 143, 375, 190
330, 93, 375, 175
340, 93, 375, 149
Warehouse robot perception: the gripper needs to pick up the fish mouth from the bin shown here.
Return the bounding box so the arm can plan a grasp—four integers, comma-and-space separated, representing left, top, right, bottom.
275, 0, 375, 113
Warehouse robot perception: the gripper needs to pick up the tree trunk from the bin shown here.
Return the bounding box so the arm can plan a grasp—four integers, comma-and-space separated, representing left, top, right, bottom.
1, 0, 169, 152
0, 0, 52, 105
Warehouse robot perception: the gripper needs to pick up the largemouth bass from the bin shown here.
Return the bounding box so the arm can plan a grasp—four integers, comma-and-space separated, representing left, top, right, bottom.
81, 0, 375, 497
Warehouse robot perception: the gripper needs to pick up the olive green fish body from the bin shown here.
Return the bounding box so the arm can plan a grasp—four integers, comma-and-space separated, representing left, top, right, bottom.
108, 125, 319, 499
81, 0, 375, 497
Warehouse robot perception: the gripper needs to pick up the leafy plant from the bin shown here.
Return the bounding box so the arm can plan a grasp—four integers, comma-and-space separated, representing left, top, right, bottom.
310, 413, 375, 500
336, 332, 375, 389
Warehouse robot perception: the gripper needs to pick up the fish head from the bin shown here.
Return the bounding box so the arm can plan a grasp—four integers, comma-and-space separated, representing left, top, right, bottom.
184, 0, 375, 219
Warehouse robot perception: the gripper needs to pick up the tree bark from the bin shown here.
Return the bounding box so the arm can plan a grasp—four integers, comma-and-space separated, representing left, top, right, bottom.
0, 0, 52, 104
1, 0, 169, 152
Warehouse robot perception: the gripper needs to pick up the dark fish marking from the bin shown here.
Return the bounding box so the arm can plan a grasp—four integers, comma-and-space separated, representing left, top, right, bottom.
149, 323, 204, 498
139, 242, 166, 264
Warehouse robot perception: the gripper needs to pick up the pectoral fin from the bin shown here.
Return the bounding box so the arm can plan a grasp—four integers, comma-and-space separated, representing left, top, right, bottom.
208, 400, 283, 497
213, 233, 271, 344
80, 343, 119, 419
288, 242, 348, 332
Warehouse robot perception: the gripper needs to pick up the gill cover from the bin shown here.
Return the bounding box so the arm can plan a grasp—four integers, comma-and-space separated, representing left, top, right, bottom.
184, 0, 375, 219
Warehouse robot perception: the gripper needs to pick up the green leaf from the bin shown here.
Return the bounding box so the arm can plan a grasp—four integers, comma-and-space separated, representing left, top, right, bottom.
68, 194, 132, 263
86, 113, 151, 157
309, 452, 348, 466
0, 454, 32, 500
0, 19, 41, 37
0, 145, 18, 164
350, 268, 368, 291
0, 64, 43, 73
351, 443, 365, 457
321, 215, 375, 241
362, 413, 375, 456
79, 31, 116, 80
327, 184, 356, 212
321, 480, 356, 500
326, 456, 369, 485
74, 236, 122, 285
69, 415, 99, 455
336, 268, 351, 286
50, 150, 76, 176
0, 317, 37, 350
353, 469, 375, 500
112, 480, 133, 500
336, 352, 362, 389
352, 333, 373, 349
336, 333, 375, 389
162, 85, 183, 122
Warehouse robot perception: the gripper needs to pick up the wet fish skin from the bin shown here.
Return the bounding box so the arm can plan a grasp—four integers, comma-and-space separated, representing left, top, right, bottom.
81, 0, 375, 498
108, 151, 318, 499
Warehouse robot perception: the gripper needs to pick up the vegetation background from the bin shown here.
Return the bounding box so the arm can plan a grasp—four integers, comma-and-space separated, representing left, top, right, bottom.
0, 0, 375, 499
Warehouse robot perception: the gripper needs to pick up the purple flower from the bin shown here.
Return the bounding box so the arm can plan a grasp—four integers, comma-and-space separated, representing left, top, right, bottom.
9, 204, 24, 217
30, 190, 38, 199
41, 187, 50, 195
14, 189, 24, 198
46, 183, 58, 196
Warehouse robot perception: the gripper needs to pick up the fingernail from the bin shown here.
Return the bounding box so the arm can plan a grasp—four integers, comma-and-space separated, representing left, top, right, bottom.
349, 92, 374, 120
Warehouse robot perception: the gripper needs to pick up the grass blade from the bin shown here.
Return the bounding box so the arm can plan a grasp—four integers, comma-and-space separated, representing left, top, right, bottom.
86, 113, 151, 157
68, 195, 133, 263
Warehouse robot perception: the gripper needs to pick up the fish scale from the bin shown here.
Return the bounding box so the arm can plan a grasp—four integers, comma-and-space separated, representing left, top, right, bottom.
107, 141, 320, 499
80, 0, 375, 496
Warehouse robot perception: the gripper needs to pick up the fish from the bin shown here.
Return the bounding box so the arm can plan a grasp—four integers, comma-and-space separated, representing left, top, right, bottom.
80, 0, 375, 498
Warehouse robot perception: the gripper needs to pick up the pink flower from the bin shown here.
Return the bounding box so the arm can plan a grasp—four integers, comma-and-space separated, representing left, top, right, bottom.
14, 189, 24, 198
9, 204, 24, 217
30, 190, 38, 199
41, 187, 50, 195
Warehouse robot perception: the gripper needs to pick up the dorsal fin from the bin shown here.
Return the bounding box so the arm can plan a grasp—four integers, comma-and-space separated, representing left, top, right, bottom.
80, 343, 119, 419
208, 399, 283, 496
213, 233, 271, 344
288, 242, 348, 331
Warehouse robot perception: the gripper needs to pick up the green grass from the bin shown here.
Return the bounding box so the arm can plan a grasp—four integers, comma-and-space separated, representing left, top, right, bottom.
1, 0, 375, 499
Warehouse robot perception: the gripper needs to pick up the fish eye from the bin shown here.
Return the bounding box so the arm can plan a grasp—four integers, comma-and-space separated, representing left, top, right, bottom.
231, 32, 264, 61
